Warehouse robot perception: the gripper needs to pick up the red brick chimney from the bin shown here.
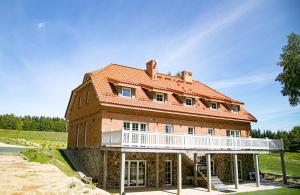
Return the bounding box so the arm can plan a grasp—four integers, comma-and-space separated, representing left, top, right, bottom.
181, 71, 192, 83
146, 60, 157, 80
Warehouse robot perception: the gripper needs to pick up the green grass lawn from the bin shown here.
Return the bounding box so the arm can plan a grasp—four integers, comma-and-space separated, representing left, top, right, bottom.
0, 129, 77, 177
259, 152, 300, 176
235, 186, 300, 195
0, 129, 67, 148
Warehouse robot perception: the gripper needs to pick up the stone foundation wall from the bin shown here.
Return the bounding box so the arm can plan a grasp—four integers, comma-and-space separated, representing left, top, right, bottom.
213, 154, 255, 182
67, 149, 255, 190
67, 148, 103, 183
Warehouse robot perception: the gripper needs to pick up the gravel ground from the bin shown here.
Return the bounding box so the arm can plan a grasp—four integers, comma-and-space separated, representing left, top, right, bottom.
0, 147, 109, 195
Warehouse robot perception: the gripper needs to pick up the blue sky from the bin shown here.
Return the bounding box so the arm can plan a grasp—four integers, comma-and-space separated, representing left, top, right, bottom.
0, 0, 299, 131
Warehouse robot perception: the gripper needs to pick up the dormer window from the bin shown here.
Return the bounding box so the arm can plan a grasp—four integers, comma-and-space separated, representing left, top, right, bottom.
211, 102, 218, 110
122, 87, 132, 98
185, 98, 193, 106
231, 105, 239, 112
156, 93, 164, 102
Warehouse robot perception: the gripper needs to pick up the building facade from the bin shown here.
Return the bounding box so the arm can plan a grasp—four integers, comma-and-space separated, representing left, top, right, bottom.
65, 60, 284, 194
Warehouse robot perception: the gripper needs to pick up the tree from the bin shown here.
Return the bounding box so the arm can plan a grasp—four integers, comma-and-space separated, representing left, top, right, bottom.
16, 119, 23, 141
276, 33, 300, 106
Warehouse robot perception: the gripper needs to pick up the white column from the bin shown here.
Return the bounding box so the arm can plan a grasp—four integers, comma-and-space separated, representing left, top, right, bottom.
156, 153, 159, 188
254, 154, 260, 187
102, 150, 108, 190
280, 152, 287, 184
193, 153, 198, 187
177, 153, 182, 195
120, 152, 126, 194
206, 153, 211, 192
234, 154, 239, 189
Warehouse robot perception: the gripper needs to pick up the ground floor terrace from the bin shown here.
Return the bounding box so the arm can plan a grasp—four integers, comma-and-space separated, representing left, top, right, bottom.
96, 148, 286, 195
123, 180, 286, 195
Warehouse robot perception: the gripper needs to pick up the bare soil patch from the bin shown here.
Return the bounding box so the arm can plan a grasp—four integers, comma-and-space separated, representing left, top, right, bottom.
0, 154, 109, 195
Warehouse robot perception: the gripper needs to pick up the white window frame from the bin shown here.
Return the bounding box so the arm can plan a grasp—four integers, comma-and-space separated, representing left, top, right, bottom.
122, 87, 132, 98
188, 127, 195, 135
185, 97, 193, 106
84, 122, 87, 147
76, 125, 80, 147
208, 128, 215, 136
164, 160, 172, 186
231, 105, 239, 113
155, 93, 164, 102
123, 121, 148, 132
227, 130, 241, 137
211, 102, 218, 110
124, 160, 147, 188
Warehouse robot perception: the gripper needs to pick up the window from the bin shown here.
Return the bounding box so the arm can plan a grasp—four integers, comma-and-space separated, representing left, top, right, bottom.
140, 123, 147, 131
164, 160, 172, 185
188, 127, 194, 134
185, 98, 193, 106
208, 128, 215, 136
165, 125, 173, 133
231, 105, 239, 112
132, 123, 139, 131
123, 122, 130, 130
85, 91, 89, 104
227, 130, 240, 137
122, 87, 132, 97
84, 122, 88, 147
156, 93, 164, 102
211, 102, 218, 110
78, 97, 81, 108
76, 125, 80, 147
123, 122, 148, 131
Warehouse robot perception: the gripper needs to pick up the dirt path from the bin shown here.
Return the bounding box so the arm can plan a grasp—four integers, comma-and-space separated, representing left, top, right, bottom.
0, 154, 109, 195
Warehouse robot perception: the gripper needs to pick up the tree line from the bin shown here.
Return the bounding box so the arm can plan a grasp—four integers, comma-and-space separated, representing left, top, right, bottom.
252, 126, 300, 151
0, 114, 66, 132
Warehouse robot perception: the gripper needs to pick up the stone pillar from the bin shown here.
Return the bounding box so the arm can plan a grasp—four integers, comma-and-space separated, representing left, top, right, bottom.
120, 152, 126, 195
193, 153, 198, 187
206, 153, 211, 192
177, 153, 182, 195
156, 153, 159, 188
234, 154, 239, 189
280, 152, 287, 184
102, 150, 108, 190
254, 154, 260, 187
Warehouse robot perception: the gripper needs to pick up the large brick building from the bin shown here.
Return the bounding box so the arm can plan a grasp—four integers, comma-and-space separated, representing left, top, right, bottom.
65, 60, 284, 194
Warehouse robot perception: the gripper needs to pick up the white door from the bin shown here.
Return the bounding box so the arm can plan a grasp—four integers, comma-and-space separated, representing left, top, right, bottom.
125, 160, 147, 188
165, 125, 173, 145
164, 160, 172, 185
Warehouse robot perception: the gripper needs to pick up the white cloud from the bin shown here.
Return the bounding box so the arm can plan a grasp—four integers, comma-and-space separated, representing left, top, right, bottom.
210, 72, 278, 90
161, 0, 260, 67
37, 22, 46, 31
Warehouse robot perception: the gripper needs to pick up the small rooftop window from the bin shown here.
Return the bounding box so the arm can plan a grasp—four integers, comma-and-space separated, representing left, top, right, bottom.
185, 98, 193, 106
156, 93, 164, 102
231, 105, 239, 112
211, 102, 218, 110
122, 87, 132, 98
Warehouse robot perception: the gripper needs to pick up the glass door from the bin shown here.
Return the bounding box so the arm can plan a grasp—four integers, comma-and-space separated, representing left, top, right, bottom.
165, 125, 173, 145
138, 161, 146, 186
164, 160, 172, 185
125, 160, 147, 188
129, 161, 138, 186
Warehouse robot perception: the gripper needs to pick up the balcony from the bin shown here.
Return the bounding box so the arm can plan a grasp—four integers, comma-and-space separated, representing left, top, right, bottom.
101, 130, 284, 151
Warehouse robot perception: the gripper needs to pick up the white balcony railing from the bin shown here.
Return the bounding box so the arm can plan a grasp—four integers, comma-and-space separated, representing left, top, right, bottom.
102, 130, 284, 151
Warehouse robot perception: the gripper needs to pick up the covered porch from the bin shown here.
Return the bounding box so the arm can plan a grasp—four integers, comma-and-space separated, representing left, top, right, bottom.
100, 147, 287, 195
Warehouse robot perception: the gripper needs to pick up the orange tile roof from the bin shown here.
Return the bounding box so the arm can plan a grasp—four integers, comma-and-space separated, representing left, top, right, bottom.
87, 64, 256, 122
